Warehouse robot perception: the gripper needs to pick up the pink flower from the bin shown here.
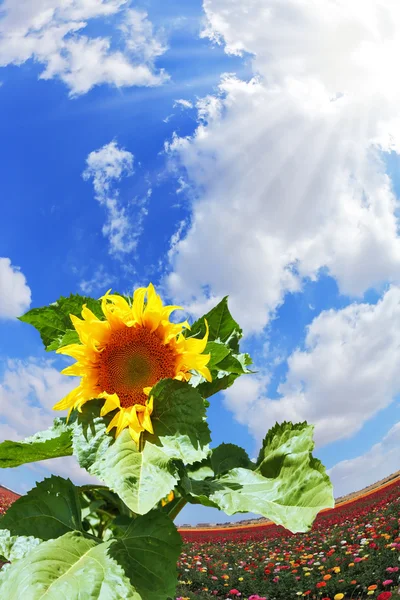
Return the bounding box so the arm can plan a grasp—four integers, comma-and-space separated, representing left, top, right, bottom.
383, 580, 393, 586
248, 596, 266, 600
211, 576, 218, 580
386, 567, 399, 573
228, 590, 241, 597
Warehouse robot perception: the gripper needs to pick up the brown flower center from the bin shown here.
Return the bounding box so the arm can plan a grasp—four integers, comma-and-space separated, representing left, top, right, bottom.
96, 324, 177, 407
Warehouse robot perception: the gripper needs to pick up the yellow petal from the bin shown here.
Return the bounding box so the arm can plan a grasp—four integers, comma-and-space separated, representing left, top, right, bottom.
184, 319, 209, 354
53, 386, 81, 411
100, 393, 121, 416
140, 406, 154, 434
106, 411, 121, 434
128, 426, 141, 446
56, 343, 86, 359
61, 363, 87, 377
132, 287, 147, 323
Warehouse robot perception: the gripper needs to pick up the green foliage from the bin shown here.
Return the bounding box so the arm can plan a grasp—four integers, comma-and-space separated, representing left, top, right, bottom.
72, 382, 211, 515
210, 443, 253, 475
189, 296, 242, 346
0, 418, 72, 468
188, 298, 253, 398
72, 401, 179, 515
19, 294, 102, 351
146, 379, 211, 464
180, 422, 334, 533
109, 510, 182, 600
0, 476, 83, 540
7, 290, 336, 600
0, 530, 41, 562
0, 531, 139, 600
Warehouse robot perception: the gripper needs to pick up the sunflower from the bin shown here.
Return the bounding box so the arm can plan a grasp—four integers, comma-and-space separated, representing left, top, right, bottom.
53, 283, 211, 445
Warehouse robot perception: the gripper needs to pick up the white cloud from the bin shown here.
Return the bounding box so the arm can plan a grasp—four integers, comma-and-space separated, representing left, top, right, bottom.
79, 264, 115, 295
0, 358, 98, 485
165, 0, 400, 333
0, 2, 168, 96
329, 421, 400, 497
83, 140, 150, 256
224, 286, 400, 447
0, 258, 31, 319
0, 358, 76, 437
173, 99, 193, 109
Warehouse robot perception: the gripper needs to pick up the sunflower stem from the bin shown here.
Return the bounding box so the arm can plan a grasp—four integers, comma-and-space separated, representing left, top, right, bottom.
168, 497, 187, 521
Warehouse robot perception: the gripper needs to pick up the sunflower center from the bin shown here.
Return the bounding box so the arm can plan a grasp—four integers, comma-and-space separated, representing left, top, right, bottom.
96, 324, 177, 407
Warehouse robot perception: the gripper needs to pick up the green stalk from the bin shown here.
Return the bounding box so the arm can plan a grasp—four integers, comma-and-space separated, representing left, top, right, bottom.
167, 497, 187, 521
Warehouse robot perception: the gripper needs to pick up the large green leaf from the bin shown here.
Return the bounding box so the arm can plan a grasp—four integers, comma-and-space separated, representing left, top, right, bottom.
72, 402, 178, 515
0, 531, 139, 600
0, 418, 73, 468
147, 379, 211, 464
0, 529, 41, 562
71, 400, 114, 471
88, 430, 179, 515
72, 381, 211, 514
181, 422, 334, 533
0, 476, 82, 540
210, 443, 253, 475
109, 511, 182, 600
189, 296, 242, 347
19, 294, 102, 351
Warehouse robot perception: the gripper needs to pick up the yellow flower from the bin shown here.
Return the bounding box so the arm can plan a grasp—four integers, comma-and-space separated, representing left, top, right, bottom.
53, 284, 211, 445
161, 490, 175, 507
238, 577, 243, 581
333, 567, 341, 573
334, 595, 344, 600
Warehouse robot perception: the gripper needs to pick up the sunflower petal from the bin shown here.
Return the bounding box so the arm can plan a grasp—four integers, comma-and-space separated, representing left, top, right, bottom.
100, 393, 121, 416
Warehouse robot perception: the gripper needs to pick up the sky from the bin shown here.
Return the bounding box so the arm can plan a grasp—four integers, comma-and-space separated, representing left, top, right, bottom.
1, 0, 400, 526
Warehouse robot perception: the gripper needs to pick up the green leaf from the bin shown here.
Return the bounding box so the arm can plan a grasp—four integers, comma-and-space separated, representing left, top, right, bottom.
0, 531, 139, 600
0, 476, 83, 540
189, 296, 242, 346
216, 351, 253, 374
90, 430, 179, 515
196, 372, 239, 398
0, 418, 73, 468
146, 378, 211, 464
206, 341, 231, 370
0, 529, 41, 562
210, 443, 253, 475
210, 422, 334, 532
188, 304, 253, 398
72, 403, 178, 515
72, 381, 211, 515
109, 510, 182, 600
19, 294, 102, 351
71, 400, 114, 471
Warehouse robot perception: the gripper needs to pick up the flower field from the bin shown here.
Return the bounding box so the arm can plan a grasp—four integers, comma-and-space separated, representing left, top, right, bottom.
176, 478, 400, 600
0, 486, 19, 516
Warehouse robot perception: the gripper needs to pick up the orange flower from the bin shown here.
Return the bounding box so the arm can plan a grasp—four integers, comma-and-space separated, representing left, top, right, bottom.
368, 585, 378, 591
323, 574, 332, 581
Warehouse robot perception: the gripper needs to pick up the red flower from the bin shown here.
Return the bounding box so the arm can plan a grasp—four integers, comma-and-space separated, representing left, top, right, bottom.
377, 593, 392, 600
316, 581, 327, 588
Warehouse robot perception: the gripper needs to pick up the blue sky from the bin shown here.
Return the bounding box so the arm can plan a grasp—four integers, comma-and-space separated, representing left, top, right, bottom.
1, 0, 400, 525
